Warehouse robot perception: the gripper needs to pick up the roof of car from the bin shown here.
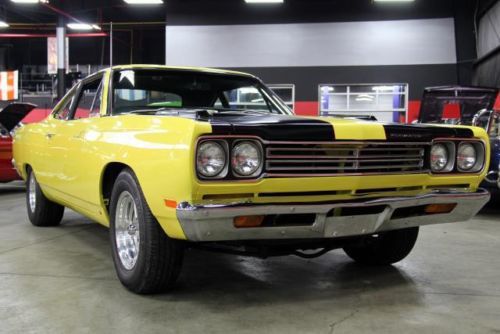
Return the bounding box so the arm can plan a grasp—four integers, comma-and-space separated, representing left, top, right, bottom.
106, 64, 257, 78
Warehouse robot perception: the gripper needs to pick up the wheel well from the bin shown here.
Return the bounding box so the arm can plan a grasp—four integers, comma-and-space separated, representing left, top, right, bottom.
101, 162, 130, 213
24, 164, 32, 177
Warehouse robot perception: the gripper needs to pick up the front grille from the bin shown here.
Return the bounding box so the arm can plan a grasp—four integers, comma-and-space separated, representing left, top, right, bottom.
265, 141, 429, 177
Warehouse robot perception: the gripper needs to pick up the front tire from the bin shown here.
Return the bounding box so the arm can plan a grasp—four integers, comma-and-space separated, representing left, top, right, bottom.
26, 168, 64, 227
343, 227, 419, 265
109, 169, 184, 294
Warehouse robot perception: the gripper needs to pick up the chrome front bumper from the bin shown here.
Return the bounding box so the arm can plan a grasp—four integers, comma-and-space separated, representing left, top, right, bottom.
176, 189, 490, 242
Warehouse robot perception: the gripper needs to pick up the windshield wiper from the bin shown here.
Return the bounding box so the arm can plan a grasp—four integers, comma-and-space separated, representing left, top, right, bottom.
213, 108, 270, 114
125, 107, 271, 116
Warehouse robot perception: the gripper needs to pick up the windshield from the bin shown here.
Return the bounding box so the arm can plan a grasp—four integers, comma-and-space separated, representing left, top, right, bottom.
111, 69, 292, 115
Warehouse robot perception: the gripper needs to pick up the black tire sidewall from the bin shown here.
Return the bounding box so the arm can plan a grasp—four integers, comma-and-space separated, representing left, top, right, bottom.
344, 227, 419, 265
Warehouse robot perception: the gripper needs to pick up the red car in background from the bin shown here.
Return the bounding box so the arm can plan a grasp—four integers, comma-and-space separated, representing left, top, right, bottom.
0, 103, 36, 183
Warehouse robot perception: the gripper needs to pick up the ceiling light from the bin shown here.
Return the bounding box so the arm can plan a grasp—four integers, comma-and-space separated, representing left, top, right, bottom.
245, 0, 284, 3
373, 0, 414, 2
372, 85, 397, 92
67, 23, 101, 30
10, 0, 49, 3
0, 21, 9, 28
123, 0, 163, 4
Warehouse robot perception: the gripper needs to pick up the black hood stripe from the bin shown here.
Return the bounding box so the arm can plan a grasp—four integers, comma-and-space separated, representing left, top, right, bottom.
191, 111, 476, 142
208, 114, 336, 141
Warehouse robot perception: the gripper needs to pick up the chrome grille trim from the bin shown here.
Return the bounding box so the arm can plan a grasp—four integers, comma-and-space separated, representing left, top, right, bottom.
265, 141, 429, 176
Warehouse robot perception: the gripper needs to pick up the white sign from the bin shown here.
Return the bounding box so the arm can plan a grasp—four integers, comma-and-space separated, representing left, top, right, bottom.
47, 37, 69, 74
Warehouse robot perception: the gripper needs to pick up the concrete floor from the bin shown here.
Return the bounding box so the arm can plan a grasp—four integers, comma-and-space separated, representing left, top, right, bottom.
0, 182, 499, 334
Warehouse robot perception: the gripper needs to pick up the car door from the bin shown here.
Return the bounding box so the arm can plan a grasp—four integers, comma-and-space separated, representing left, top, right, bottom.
56, 74, 105, 213
33, 87, 79, 194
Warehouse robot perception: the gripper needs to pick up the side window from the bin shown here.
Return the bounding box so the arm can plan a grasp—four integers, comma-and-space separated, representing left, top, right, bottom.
89, 80, 103, 117
53, 89, 77, 120
72, 76, 104, 120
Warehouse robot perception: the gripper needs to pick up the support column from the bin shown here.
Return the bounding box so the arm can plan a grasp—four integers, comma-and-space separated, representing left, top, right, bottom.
56, 16, 66, 100
164, 9, 167, 65
110, 22, 113, 66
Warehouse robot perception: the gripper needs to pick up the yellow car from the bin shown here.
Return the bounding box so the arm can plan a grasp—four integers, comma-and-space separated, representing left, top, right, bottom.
13, 65, 490, 294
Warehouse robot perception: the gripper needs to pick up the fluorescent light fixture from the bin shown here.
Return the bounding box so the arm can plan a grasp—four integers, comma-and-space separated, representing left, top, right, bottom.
372, 85, 397, 92
373, 0, 414, 2
10, 0, 49, 3
0, 21, 9, 28
67, 23, 101, 30
123, 0, 163, 4
355, 94, 374, 102
245, 0, 284, 3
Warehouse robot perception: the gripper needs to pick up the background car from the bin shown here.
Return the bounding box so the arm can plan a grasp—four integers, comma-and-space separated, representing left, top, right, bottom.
0, 103, 36, 183
416, 86, 500, 194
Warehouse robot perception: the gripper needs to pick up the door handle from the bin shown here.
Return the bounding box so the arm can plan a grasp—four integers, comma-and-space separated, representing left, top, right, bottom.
46, 133, 55, 139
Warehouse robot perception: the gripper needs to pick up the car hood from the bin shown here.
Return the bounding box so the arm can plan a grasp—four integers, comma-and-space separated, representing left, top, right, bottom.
418, 86, 499, 125
0, 103, 37, 131
192, 111, 474, 142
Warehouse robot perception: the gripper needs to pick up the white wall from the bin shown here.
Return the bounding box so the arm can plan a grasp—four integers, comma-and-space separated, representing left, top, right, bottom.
165, 18, 456, 67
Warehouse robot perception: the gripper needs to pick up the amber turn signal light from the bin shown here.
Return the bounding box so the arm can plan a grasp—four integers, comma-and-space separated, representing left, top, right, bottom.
424, 203, 457, 214
233, 215, 265, 228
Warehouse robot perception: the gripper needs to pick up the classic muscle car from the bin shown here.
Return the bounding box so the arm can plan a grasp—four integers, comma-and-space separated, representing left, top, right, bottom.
416, 86, 500, 193
13, 66, 491, 294
0, 103, 36, 183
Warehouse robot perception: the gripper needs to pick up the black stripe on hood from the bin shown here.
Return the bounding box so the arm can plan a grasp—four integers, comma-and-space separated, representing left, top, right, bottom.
207, 114, 335, 141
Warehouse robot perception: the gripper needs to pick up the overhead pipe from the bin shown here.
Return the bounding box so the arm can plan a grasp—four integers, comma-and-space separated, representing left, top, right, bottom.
41, 3, 86, 25
0, 33, 108, 38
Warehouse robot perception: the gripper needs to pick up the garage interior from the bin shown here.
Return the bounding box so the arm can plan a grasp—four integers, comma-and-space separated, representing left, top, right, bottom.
1, 0, 500, 333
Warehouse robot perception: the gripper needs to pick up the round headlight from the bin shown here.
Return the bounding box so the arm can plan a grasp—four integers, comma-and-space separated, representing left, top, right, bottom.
457, 143, 477, 171
231, 141, 262, 177
196, 141, 226, 177
430, 144, 449, 172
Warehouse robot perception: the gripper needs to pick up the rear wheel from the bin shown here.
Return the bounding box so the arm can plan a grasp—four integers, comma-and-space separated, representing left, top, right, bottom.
109, 169, 184, 294
26, 168, 65, 227
343, 227, 419, 265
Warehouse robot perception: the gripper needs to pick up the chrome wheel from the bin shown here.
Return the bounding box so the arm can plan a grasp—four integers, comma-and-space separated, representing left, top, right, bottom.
115, 191, 140, 270
28, 173, 37, 213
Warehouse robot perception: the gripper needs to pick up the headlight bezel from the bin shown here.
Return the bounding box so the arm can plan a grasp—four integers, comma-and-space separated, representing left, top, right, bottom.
429, 141, 455, 173
430, 139, 486, 175
231, 140, 264, 178
456, 141, 485, 173
195, 136, 265, 181
196, 140, 229, 179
